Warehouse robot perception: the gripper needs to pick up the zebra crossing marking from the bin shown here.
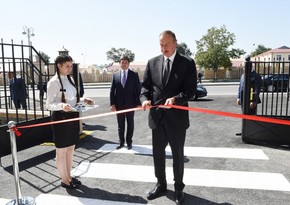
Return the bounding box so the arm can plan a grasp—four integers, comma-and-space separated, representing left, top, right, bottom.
0, 198, 11, 204
35, 194, 155, 205
96, 143, 269, 160
1, 193, 155, 205
72, 162, 290, 192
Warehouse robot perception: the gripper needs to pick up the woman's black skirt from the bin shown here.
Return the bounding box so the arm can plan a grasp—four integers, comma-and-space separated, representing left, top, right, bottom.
51, 111, 80, 148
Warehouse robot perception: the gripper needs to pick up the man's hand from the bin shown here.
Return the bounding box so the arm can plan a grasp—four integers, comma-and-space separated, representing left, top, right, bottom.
237, 99, 241, 106
142, 100, 151, 110
111, 105, 116, 111
250, 102, 256, 109
162, 97, 175, 109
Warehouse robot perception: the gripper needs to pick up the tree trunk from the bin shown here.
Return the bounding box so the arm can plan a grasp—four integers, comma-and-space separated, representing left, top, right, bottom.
214, 68, 218, 81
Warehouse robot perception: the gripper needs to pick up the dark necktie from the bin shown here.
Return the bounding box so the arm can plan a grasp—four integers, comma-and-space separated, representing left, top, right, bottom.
121, 71, 126, 87
163, 58, 170, 84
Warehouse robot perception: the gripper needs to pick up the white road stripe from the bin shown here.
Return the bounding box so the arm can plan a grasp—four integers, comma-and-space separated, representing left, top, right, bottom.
72, 162, 290, 192
0, 198, 11, 204
35, 194, 154, 205
96, 144, 269, 160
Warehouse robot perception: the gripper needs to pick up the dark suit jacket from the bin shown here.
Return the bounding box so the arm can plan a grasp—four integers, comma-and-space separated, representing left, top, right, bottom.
238, 71, 261, 104
140, 52, 197, 130
9, 78, 27, 101
110, 69, 141, 110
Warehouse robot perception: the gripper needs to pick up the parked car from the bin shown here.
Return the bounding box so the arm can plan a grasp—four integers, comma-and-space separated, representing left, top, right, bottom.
140, 81, 207, 101
191, 84, 207, 100
261, 74, 289, 92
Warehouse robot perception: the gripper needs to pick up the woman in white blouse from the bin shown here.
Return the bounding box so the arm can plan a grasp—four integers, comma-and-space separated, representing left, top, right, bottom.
46, 55, 94, 189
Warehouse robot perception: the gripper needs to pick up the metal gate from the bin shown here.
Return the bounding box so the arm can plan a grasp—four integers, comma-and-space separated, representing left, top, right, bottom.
242, 57, 290, 146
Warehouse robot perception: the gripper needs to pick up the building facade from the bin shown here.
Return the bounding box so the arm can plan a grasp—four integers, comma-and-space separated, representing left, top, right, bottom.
253, 46, 290, 61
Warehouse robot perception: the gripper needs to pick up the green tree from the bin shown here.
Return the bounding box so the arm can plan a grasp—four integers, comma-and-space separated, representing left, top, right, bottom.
195, 25, 240, 80
106, 48, 135, 62
39, 51, 50, 64
250, 45, 271, 57
229, 48, 246, 59
177, 42, 192, 57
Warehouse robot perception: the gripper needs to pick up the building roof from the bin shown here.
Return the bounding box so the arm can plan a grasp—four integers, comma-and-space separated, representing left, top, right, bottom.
255, 46, 290, 58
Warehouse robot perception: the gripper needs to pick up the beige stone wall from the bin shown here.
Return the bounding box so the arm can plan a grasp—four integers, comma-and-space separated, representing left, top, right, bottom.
89, 67, 144, 83
2, 62, 286, 85
203, 68, 242, 80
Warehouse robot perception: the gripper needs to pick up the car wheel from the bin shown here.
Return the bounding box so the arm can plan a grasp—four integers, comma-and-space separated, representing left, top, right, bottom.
268, 85, 275, 92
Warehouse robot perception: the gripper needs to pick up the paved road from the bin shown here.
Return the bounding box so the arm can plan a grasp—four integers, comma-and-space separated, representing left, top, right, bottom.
82, 84, 239, 98
1, 93, 290, 205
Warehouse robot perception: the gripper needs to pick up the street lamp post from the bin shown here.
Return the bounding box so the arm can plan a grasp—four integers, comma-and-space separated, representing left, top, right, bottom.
22, 26, 35, 46
22, 26, 35, 89
81, 53, 86, 68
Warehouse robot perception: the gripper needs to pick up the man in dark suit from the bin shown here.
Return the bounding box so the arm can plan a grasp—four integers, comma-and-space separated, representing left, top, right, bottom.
141, 30, 197, 205
110, 56, 141, 150
9, 72, 27, 109
236, 65, 261, 135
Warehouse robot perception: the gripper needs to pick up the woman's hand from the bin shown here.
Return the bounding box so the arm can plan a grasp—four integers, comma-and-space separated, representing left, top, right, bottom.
63, 103, 73, 112
84, 98, 95, 105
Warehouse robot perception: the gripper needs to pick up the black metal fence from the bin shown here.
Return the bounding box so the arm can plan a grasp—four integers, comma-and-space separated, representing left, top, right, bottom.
0, 40, 84, 158
0, 39, 50, 124
242, 58, 290, 145
255, 60, 290, 118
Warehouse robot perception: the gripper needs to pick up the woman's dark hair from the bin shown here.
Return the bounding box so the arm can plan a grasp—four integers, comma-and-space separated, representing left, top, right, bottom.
54, 55, 77, 103
55, 55, 73, 67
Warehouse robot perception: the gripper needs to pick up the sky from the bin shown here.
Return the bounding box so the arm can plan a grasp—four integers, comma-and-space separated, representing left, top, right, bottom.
1, 0, 290, 66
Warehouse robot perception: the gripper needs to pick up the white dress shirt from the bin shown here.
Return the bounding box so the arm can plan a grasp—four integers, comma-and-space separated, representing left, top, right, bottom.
163, 50, 177, 72
121, 69, 128, 78
46, 74, 77, 111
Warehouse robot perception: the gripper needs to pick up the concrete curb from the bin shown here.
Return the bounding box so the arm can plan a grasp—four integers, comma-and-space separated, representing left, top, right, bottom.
83, 81, 240, 89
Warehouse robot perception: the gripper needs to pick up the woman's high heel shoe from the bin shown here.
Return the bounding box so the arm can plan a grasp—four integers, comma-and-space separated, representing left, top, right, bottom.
61, 181, 79, 189
72, 177, 82, 186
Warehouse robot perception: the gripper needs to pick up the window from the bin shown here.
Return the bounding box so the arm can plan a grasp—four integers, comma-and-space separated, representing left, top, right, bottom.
288, 55, 290, 61
276, 55, 282, 61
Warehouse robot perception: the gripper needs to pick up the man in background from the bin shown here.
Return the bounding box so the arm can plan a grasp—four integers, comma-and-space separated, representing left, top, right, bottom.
110, 56, 141, 150
9, 72, 27, 109
236, 63, 261, 136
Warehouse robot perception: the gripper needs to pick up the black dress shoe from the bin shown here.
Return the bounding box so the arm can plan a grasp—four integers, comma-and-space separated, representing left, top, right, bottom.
72, 177, 82, 185
61, 181, 78, 189
174, 190, 184, 205
127, 144, 132, 150
147, 183, 167, 200
116, 144, 124, 149
235, 132, 242, 136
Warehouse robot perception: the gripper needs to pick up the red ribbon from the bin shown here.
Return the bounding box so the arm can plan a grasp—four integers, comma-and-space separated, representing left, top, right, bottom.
13, 105, 290, 135
11, 126, 22, 137
17, 107, 143, 129
170, 105, 290, 126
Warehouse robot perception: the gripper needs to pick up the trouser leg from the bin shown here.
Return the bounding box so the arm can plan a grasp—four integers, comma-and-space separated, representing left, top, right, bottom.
126, 111, 134, 145
117, 113, 125, 145
152, 125, 168, 184
167, 128, 186, 190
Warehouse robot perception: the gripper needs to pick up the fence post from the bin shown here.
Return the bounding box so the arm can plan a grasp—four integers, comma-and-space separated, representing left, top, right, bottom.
6, 121, 35, 205
243, 57, 252, 114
